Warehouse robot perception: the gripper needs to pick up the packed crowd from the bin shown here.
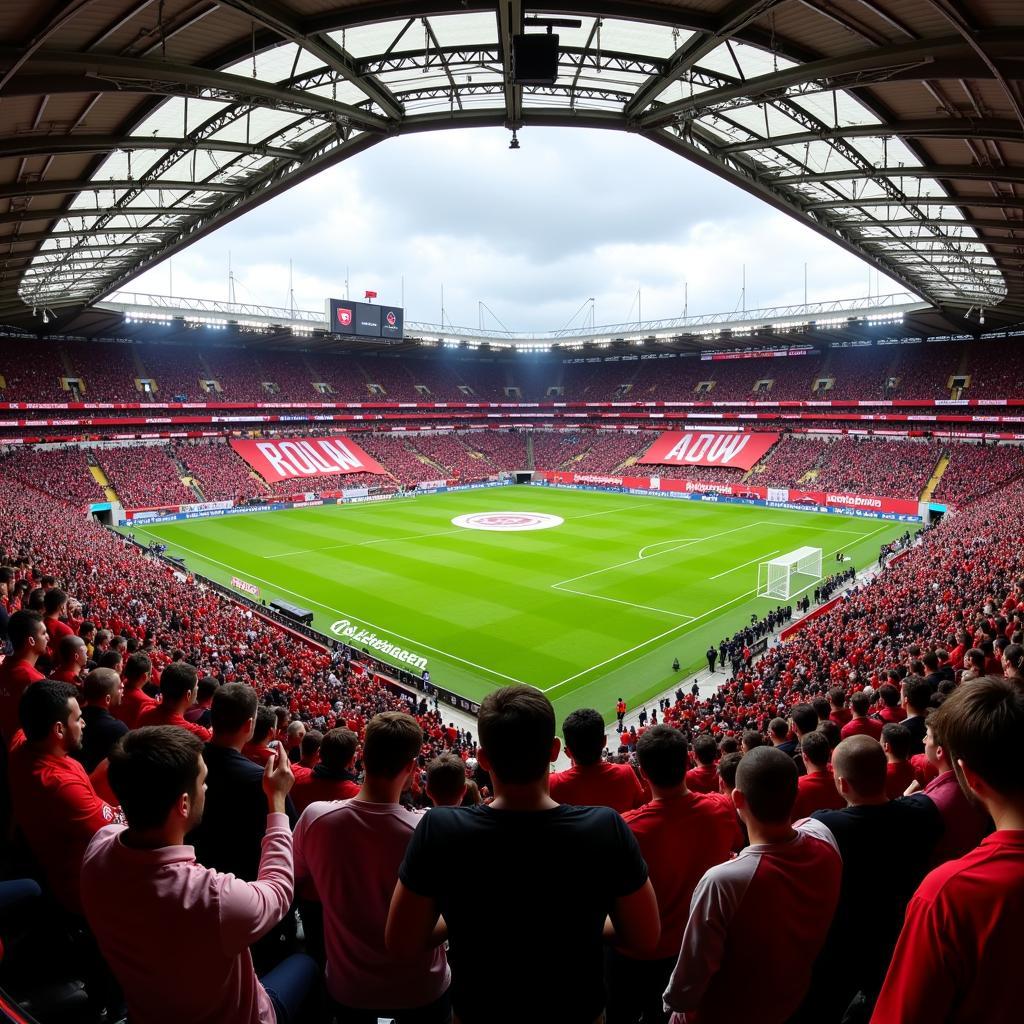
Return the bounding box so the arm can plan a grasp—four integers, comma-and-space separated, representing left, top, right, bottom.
933, 441, 1024, 503
0, 423, 1021, 1024
811, 438, 941, 499
96, 446, 194, 509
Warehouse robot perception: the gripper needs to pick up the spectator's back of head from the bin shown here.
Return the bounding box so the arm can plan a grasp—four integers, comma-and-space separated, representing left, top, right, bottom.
833, 735, 887, 800
561, 708, 605, 767
741, 729, 764, 752
251, 706, 276, 745
801, 730, 831, 770
769, 718, 789, 742
319, 727, 358, 773
903, 676, 932, 714
931, 675, 1024, 798
108, 726, 204, 831
718, 751, 743, 791
82, 667, 122, 705
195, 676, 220, 704
43, 588, 67, 616
300, 729, 323, 761
811, 697, 831, 722
159, 661, 198, 704
850, 691, 871, 716
881, 722, 912, 760
693, 734, 718, 766
210, 682, 258, 737
124, 651, 151, 684
791, 703, 818, 736
426, 753, 468, 806
636, 724, 688, 788
478, 685, 556, 785
734, 747, 798, 824
878, 683, 900, 709
363, 712, 422, 779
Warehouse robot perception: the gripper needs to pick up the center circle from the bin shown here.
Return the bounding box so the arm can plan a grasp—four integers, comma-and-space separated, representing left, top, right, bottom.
451, 511, 565, 532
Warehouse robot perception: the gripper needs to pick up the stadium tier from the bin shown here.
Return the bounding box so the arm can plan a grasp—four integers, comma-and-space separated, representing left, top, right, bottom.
4, 334, 1024, 405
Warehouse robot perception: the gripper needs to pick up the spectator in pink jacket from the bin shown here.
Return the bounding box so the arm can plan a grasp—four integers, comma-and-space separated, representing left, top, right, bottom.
80, 726, 318, 1024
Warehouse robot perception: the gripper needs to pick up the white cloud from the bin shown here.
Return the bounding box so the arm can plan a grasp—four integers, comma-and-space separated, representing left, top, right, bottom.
132, 126, 900, 332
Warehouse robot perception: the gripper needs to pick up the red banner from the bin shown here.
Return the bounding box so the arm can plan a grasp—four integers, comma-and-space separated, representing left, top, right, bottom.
638, 431, 779, 470
230, 436, 386, 483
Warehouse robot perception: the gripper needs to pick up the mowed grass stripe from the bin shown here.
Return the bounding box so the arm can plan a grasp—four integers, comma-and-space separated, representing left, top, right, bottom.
130, 487, 909, 716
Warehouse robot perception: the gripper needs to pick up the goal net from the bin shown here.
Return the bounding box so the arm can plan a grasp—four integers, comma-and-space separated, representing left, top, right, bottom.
757, 546, 823, 600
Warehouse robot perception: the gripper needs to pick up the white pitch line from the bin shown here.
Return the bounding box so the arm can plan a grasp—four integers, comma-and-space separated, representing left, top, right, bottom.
709, 549, 780, 580
637, 538, 698, 560
131, 528, 535, 688
552, 584, 695, 620
542, 523, 894, 694
553, 521, 762, 587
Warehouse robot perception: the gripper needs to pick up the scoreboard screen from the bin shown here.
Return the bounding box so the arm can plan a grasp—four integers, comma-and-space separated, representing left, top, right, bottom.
326, 298, 404, 340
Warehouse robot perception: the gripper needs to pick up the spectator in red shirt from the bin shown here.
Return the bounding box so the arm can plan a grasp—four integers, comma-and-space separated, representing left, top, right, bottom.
882, 723, 920, 798
684, 736, 719, 794
875, 682, 906, 724
42, 588, 74, 665
0, 611, 47, 743
664, 747, 842, 1024
242, 707, 278, 767
611, 725, 738, 1024
549, 708, 645, 813
828, 688, 852, 728
872, 678, 1024, 1024
425, 753, 468, 807
840, 690, 883, 740
114, 652, 157, 729
291, 730, 322, 782
184, 675, 219, 731
7, 680, 121, 913
137, 661, 212, 741
48, 634, 88, 686
791, 731, 844, 821
291, 727, 360, 813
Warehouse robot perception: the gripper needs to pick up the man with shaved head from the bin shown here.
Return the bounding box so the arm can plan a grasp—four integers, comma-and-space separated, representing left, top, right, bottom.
74, 667, 127, 774
48, 634, 88, 687
793, 736, 942, 1022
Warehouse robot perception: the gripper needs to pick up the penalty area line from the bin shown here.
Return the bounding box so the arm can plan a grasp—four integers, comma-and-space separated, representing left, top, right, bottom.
542, 523, 894, 695
709, 549, 780, 581
551, 584, 695, 620
131, 528, 534, 689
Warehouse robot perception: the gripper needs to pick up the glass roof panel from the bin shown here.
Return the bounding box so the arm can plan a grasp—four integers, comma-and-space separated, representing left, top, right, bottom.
598, 19, 685, 59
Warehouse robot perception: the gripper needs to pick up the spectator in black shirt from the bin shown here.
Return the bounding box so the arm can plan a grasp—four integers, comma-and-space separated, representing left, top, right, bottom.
387, 685, 659, 1024
796, 736, 942, 1023
901, 676, 931, 755
74, 668, 127, 774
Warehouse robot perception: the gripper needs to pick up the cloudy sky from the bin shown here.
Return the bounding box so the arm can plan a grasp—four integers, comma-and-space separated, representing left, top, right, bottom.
132, 126, 899, 333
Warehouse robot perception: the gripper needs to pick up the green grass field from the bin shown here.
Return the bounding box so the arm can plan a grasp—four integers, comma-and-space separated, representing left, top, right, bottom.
127, 486, 907, 721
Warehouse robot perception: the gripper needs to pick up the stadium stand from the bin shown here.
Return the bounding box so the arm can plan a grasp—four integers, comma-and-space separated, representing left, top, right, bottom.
175, 441, 271, 502
95, 446, 194, 509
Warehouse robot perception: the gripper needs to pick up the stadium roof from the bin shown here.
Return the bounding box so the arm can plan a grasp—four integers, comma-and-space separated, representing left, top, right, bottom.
2, 1, 1023, 330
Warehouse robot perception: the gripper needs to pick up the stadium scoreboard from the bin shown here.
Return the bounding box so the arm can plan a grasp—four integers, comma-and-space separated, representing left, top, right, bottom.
326, 297, 404, 340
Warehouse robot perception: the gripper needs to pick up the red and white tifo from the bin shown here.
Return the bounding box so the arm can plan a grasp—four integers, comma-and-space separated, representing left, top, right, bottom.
451, 512, 565, 532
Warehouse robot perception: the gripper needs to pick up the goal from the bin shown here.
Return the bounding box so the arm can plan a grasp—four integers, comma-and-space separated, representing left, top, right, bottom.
757, 546, 823, 600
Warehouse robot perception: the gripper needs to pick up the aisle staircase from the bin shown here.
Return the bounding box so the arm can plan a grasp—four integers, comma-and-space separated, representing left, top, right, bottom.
525, 431, 535, 469
87, 459, 120, 504
920, 454, 950, 502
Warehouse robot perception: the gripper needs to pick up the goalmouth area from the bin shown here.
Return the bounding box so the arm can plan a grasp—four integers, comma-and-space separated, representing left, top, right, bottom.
124, 486, 908, 720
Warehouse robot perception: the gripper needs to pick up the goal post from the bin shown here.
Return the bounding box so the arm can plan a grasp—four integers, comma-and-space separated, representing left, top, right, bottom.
757, 546, 823, 600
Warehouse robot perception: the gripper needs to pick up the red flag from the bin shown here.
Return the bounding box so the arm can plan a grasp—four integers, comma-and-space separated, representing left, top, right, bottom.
364, 289, 378, 300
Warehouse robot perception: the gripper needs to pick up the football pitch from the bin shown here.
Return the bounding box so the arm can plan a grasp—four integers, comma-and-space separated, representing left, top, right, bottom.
126, 486, 908, 721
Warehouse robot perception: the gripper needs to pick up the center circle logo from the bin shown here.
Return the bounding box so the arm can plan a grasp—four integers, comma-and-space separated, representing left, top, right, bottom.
451, 512, 564, 532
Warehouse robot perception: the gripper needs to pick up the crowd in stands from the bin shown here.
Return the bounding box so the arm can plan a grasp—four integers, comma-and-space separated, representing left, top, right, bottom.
569, 432, 653, 474
933, 441, 1024, 504
0, 447, 104, 508
406, 433, 496, 481
0, 409, 1022, 1022
6, 335, 1024, 405
175, 440, 271, 502
95, 445, 193, 509
812, 438, 940, 498
531, 431, 595, 471
754, 436, 828, 488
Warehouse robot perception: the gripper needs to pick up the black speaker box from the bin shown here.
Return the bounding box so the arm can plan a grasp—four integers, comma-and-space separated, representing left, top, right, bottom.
512, 33, 559, 85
